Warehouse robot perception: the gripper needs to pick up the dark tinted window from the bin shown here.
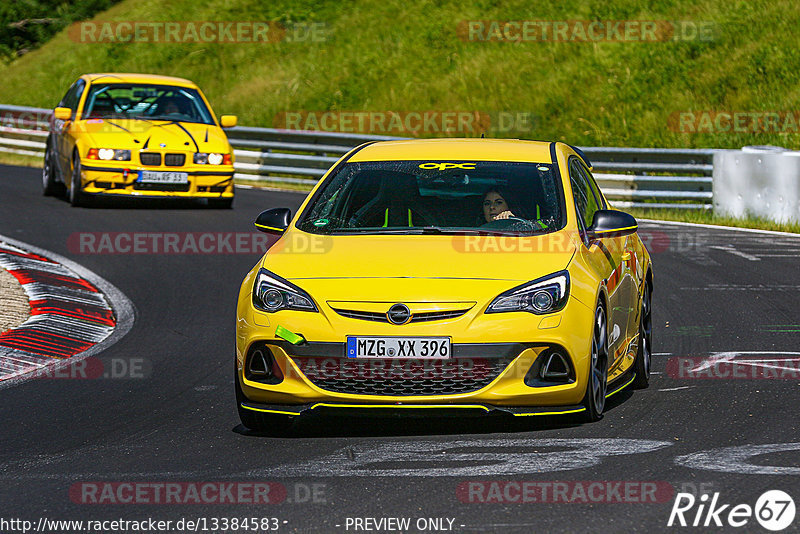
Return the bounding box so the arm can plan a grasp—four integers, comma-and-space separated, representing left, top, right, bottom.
297, 160, 565, 235
59, 79, 85, 119
576, 161, 606, 210
569, 158, 601, 229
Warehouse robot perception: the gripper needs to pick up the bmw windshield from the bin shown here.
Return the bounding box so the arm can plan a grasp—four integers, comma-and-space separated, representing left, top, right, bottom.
296, 160, 566, 235
82, 83, 215, 125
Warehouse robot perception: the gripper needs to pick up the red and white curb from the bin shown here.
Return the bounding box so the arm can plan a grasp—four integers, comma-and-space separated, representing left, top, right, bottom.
0, 235, 134, 386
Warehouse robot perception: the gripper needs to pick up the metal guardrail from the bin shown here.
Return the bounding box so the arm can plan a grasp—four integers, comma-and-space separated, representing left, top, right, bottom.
0, 104, 714, 209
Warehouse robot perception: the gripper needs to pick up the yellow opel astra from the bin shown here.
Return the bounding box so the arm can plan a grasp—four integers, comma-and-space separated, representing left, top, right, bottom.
42, 73, 237, 207
235, 139, 653, 430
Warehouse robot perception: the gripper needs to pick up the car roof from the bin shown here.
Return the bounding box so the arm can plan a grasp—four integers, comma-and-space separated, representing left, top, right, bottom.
82, 73, 198, 88
349, 138, 554, 163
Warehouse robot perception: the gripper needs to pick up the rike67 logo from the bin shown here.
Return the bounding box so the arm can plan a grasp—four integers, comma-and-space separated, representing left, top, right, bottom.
668, 490, 795, 531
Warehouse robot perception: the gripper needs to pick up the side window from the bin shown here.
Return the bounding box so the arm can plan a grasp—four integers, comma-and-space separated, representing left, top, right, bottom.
59, 83, 78, 109
58, 80, 85, 119
577, 161, 606, 210
568, 158, 600, 230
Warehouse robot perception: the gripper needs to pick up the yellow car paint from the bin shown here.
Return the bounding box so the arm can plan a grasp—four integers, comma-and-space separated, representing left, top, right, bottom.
48, 73, 235, 201
235, 139, 653, 417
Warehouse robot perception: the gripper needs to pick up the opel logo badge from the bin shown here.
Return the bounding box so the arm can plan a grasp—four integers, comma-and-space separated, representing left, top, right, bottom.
387, 303, 411, 325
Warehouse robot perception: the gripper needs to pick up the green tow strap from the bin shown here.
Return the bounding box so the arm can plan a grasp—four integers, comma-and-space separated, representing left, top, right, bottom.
275, 325, 305, 345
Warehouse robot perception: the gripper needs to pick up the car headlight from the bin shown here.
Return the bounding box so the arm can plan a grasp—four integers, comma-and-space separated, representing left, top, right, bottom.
194, 152, 231, 165
252, 268, 317, 313
87, 148, 131, 161
486, 271, 570, 315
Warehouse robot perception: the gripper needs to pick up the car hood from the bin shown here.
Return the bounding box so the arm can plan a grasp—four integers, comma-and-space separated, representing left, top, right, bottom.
76, 119, 230, 152
262, 231, 577, 284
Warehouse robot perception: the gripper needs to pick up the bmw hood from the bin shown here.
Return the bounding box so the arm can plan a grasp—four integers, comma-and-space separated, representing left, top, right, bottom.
76, 119, 230, 152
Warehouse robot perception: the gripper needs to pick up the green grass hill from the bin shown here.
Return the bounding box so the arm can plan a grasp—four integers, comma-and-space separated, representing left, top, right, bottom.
0, 0, 799, 149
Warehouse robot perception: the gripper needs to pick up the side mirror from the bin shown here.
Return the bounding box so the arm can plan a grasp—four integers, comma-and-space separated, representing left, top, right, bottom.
220, 115, 238, 128
255, 208, 292, 234
53, 107, 72, 120
586, 210, 638, 239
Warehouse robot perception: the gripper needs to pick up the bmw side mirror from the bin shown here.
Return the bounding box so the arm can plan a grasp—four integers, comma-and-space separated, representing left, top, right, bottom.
586, 210, 638, 239
53, 107, 71, 120
220, 115, 237, 128
254, 208, 292, 234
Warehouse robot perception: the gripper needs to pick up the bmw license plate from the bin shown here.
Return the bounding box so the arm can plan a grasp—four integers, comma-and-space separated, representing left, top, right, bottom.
138, 171, 188, 184
346, 337, 451, 359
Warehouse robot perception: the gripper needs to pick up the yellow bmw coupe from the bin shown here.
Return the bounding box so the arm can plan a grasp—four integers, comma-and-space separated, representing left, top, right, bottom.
43, 73, 237, 208
235, 139, 653, 430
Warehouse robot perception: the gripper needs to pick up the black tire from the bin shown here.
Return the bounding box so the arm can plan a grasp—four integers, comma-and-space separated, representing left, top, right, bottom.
68, 152, 89, 207
42, 138, 62, 196
632, 282, 653, 389
234, 361, 293, 432
580, 302, 609, 422
208, 197, 234, 209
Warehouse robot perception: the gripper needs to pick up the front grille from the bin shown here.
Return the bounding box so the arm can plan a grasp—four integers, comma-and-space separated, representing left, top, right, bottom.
292, 357, 510, 396
332, 307, 470, 323
412, 309, 470, 322
140, 152, 161, 166
164, 153, 185, 166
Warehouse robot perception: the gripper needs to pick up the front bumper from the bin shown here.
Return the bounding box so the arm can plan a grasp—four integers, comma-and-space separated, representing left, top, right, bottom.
80, 164, 234, 198
236, 293, 600, 409
239, 399, 588, 417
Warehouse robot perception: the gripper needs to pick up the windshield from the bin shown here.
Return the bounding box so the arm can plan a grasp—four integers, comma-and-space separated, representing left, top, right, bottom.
81, 83, 215, 125
296, 160, 565, 235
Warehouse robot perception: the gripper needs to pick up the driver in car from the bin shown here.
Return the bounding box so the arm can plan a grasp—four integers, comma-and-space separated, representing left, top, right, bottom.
482, 187, 518, 222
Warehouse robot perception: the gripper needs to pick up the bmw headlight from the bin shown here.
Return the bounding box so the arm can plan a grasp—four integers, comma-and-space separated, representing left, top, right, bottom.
252, 268, 317, 313
194, 152, 231, 165
88, 148, 131, 161
486, 271, 570, 315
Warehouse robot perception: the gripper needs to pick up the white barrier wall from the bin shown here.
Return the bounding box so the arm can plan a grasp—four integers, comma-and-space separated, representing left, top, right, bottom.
713, 148, 800, 224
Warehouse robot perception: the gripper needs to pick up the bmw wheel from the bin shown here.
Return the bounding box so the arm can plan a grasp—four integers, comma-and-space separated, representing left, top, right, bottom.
69, 152, 88, 207
581, 303, 608, 422
42, 138, 62, 196
632, 282, 653, 389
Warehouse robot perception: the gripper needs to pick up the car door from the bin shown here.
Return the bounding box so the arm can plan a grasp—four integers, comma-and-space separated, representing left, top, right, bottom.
568, 157, 629, 363
575, 160, 639, 346
55, 79, 86, 174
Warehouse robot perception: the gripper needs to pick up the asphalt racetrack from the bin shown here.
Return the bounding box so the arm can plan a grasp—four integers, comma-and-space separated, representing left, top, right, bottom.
0, 163, 798, 533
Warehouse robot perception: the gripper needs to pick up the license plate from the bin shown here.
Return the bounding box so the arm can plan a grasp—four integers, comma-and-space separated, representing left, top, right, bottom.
138, 171, 188, 184
346, 337, 451, 359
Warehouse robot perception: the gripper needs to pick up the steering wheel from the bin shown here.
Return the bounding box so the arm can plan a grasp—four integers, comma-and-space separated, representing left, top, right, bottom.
480, 217, 530, 229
